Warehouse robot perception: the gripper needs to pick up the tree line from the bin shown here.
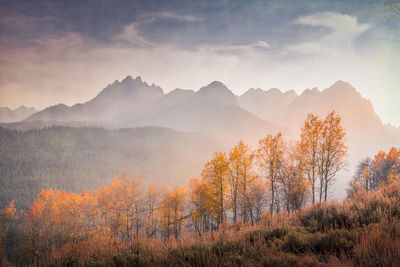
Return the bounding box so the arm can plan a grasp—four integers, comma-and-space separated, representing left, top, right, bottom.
347, 147, 400, 198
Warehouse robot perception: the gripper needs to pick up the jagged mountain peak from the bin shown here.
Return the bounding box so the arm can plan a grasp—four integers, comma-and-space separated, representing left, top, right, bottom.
198, 81, 230, 93
324, 80, 359, 97
241, 87, 298, 98
242, 87, 283, 96
25, 76, 164, 122
266, 87, 282, 95
300, 87, 320, 96
241, 88, 263, 97
196, 81, 238, 106
92, 75, 163, 103
330, 80, 353, 88
122, 75, 134, 83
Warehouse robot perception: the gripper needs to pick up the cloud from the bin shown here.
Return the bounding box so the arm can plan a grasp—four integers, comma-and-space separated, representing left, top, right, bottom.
253, 41, 271, 48
287, 12, 370, 54
0, 13, 54, 32
295, 12, 370, 35
141, 11, 200, 22
0, 13, 55, 47
200, 40, 270, 55
117, 23, 153, 47
117, 11, 200, 46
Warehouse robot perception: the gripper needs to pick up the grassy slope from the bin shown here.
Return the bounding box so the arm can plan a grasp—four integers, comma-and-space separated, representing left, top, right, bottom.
45, 183, 400, 267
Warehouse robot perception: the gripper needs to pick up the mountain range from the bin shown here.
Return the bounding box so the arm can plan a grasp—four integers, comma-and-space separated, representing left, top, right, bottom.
1, 76, 399, 198
25, 76, 274, 142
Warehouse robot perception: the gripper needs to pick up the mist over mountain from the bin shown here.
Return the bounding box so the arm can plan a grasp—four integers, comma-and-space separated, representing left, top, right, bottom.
239, 80, 399, 157
0, 106, 36, 123
238, 87, 298, 123
14, 76, 400, 162
125, 81, 275, 142
158, 88, 195, 110
27, 76, 163, 124
2, 76, 398, 199
25, 78, 277, 143
0, 126, 218, 209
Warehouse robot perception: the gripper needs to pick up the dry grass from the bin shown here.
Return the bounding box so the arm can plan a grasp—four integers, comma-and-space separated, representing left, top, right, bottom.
9, 182, 400, 266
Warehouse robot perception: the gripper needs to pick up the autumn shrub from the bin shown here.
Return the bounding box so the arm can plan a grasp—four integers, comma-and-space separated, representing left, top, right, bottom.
299, 202, 355, 231
260, 252, 320, 267
282, 230, 309, 254
247, 226, 357, 259
353, 220, 400, 267
298, 183, 400, 234
245, 227, 288, 244
310, 229, 357, 256
166, 230, 322, 267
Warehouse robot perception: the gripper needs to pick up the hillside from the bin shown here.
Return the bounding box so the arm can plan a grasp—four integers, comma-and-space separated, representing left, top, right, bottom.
0, 126, 217, 209
4, 179, 400, 266
98, 182, 400, 266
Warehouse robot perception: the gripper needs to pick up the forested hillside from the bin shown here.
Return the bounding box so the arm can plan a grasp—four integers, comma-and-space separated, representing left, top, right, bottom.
0, 126, 217, 209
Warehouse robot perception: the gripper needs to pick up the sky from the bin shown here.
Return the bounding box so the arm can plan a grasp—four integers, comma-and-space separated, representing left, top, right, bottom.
0, 0, 399, 125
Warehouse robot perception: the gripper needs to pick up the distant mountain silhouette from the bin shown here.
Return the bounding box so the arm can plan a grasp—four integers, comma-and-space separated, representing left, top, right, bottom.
0, 106, 36, 122
239, 81, 398, 153
195, 81, 239, 106
27, 76, 163, 123
238, 87, 297, 123
125, 81, 276, 143
281, 81, 382, 133
21, 77, 400, 151
158, 88, 195, 110
26, 78, 277, 143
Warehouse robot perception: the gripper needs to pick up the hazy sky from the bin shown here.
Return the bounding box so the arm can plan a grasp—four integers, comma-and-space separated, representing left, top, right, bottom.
0, 0, 399, 125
